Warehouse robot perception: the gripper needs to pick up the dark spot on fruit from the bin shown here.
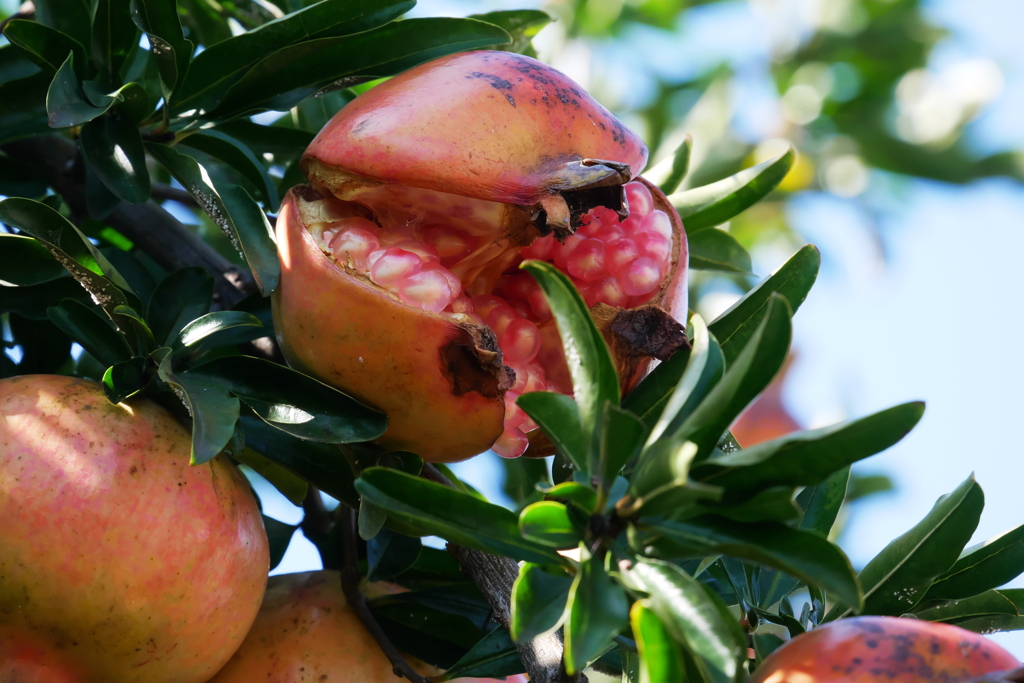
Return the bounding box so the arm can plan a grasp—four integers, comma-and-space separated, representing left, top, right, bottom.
129, 466, 138, 475
867, 640, 879, 648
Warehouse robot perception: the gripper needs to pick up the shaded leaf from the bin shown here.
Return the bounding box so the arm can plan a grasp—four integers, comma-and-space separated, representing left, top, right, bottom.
437, 626, 523, 682
158, 355, 240, 465
923, 526, 1024, 603
511, 562, 573, 642
2, 19, 86, 73
0, 234, 65, 285
518, 391, 586, 472
80, 114, 151, 204
146, 267, 214, 346
178, 130, 279, 206
129, 0, 193, 100
564, 552, 630, 675
262, 514, 297, 571
46, 298, 132, 366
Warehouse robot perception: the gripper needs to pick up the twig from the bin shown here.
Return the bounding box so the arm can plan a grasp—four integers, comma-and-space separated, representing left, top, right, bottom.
423, 464, 582, 683
338, 505, 430, 683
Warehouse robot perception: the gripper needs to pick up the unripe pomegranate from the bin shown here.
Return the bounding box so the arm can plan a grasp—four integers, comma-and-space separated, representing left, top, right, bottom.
273, 51, 688, 462
750, 616, 1021, 682
0, 375, 269, 683
207, 570, 528, 683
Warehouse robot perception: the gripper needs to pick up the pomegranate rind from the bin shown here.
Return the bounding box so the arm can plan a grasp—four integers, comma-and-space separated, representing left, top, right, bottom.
0, 374, 269, 683
303, 51, 649, 207
273, 187, 507, 463
750, 616, 1021, 683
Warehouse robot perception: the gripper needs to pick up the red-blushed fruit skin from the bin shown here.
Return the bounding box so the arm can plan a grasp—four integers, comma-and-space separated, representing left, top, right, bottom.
0, 374, 270, 683
273, 189, 506, 462
305, 50, 648, 206
750, 616, 1021, 683
206, 571, 528, 683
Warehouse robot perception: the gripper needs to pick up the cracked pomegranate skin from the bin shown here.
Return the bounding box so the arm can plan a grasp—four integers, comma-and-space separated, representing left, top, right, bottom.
206, 571, 528, 683
273, 50, 687, 462
0, 375, 270, 683
750, 616, 1021, 682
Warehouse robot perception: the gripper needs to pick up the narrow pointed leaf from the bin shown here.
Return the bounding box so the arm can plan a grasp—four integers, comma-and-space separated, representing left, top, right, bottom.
3, 20, 86, 73
601, 402, 646, 484
622, 343, 691, 429
0, 235, 65, 285
47, 299, 132, 366
914, 589, 1022, 623
146, 267, 214, 346
517, 391, 586, 472
645, 135, 692, 195
632, 600, 685, 683
511, 562, 573, 642
173, 310, 265, 359
91, 0, 139, 88
262, 515, 297, 571
564, 553, 630, 675
80, 114, 151, 204
178, 130, 279, 206
688, 227, 752, 273
158, 356, 239, 465
355, 468, 560, 564
924, 525, 1024, 602
436, 627, 523, 682
670, 149, 794, 232
129, 0, 193, 100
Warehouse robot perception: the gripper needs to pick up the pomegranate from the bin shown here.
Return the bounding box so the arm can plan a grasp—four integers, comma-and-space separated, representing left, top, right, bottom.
206, 570, 528, 683
750, 616, 1021, 682
0, 374, 269, 683
273, 50, 688, 462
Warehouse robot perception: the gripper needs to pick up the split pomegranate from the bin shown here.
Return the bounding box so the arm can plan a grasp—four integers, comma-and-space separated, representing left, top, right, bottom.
274, 50, 688, 462
750, 616, 1021, 682
0, 374, 269, 683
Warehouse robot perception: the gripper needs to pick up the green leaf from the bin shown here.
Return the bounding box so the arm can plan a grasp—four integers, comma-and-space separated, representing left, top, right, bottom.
178, 130, 279, 206
262, 514, 297, 571
914, 589, 1021, 623
47, 299, 132, 366
188, 355, 386, 443
933, 589, 1024, 634
539, 481, 597, 512
146, 144, 280, 295
0, 279, 91, 319
91, 0, 139, 88
692, 402, 925, 499
517, 391, 586, 472
469, 9, 552, 55
844, 475, 984, 618
625, 558, 745, 683
709, 245, 820, 365
639, 515, 862, 609
0, 235, 65, 285
158, 355, 240, 465
0, 70, 52, 145
923, 525, 1024, 602
354, 467, 560, 565
3, 19, 87, 74
511, 562, 573, 642
80, 114, 151, 204
519, 501, 584, 549
101, 356, 148, 403
46, 54, 144, 128
600, 402, 646, 485
523, 261, 619, 465
670, 149, 794, 233
33, 0, 93, 50
632, 600, 684, 683
436, 626, 523, 682
129, 0, 193, 100
173, 310, 266, 360
564, 552, 630, 675
173, 0, 413, 115
622, 343, 692, 430
688, 227, 752, 273
235, 446, 309, 506
205, 17, 511, 119
146, 267, 214, 346
366, 527, 422, 582
645, 135, 693, 196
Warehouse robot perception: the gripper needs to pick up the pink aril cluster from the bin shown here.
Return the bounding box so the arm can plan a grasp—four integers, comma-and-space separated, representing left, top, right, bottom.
319, 181, 671, 459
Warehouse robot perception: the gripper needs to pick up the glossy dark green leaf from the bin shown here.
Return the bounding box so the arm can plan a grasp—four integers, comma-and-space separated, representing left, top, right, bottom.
101, 356, 148, 403
626, 440, 706, 516
519, 501, 583, 549
262, 514, 296, 571
692, 402, 925, 499
709, 245, 820, 365
147, 267, 214, 346
436, 626, 523, 682
0, 279, 91, 319
188, 355, 387, 443
640, 515, 862, 609
83, 153, 122, 219
91, 0, 138, 88
648, 135, 693, 195
2, 19, 86, 73
110, 304, 155, 355
523, 261, 619, 458
540, 481, 597, 512
46, 298, 132, 366
129, 0, 193, 100
173, 310, 265, 360
358, 497, 388, 541
0, 235, 65, 285
158, 355, 239, 465
80, 114, 151, 204
845, 476, 984, 618
33, 0, 93, 50
46, 54, 108, 127
173, 0, 413, 115
517, 391, 586, 472
673, 295, 791, 460
632, 600, 684, 683
914, 589, 1021, 623
0, 71, 51, 145
366, 528, 422, 582
687, 227, 752, 273
601, 402, 646, 485
923, 525, 1024, 602
0, 155, 48, 198
207, 17, 511, 119
178, 130, 279, 206
470, 9, 551, 55
938, 589, 1024, 634
564, 553, 630, 675
177, 0, 232, 49
625, 558, 745, 683
698, 486, 801, 523
7, 314, 72, 374
355, 467, 560, 565
238, 414, 356, 506
670, 149, 794, 232
147, 144, 279, 295
622, 343, 692, 430
511, 562, 573, 642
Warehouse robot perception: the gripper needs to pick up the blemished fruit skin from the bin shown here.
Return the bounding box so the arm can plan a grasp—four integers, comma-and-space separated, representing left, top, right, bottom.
206, 571, 528, 683
273, 50, 688, 462
750, 616, 1021, 683
0, 374, 270, 683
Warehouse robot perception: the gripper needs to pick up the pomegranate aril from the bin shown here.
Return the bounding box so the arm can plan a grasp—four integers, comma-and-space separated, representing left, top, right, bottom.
606, 237, 639, 274
503, 391, 526, 430
522, 363, 547, 393
635, 230, 671, 265
485, 303, 518, 338
329, 225, 381, 270
521, 235, 556, 260
566, 238, 607, 283
450, 294, 474, 314
471, 295, 506, 320
422, 225, 471, 261
620, 256, 662, 297
580, 206, 619, 236
527, 288, 552, 322
643, 210, 673, 241
393, 240, 440, 263
551, 234, 583, 270
521, 415, 538, 433
625, 181, 654, 216
501, 318, 541, 365
492, 427, 528, 458
370, 247, 422, 286
425, 262, 462, 299
397, 268, 454, 313
584, 277, 628, 307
